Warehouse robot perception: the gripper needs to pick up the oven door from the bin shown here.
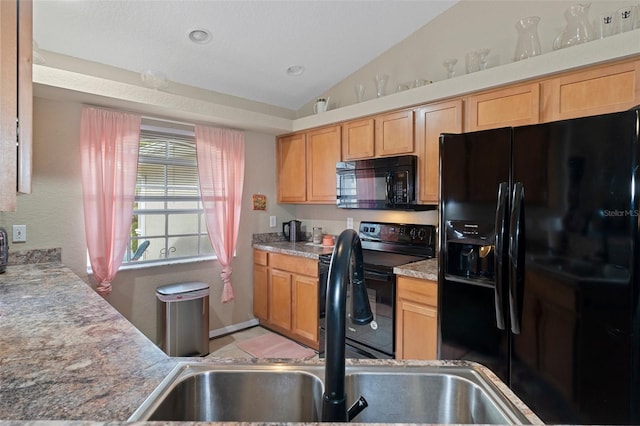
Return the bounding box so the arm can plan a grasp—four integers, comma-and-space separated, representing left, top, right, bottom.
344, 269, 395, 358
318, 260, 396, 359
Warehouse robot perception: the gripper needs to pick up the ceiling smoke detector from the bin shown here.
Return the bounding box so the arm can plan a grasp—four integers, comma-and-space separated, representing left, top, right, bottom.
188, 28, 212, 44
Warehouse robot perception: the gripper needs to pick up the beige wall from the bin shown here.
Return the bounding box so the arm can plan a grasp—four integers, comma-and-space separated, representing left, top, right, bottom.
299, 0, 632, 116
0, 96, 295, 343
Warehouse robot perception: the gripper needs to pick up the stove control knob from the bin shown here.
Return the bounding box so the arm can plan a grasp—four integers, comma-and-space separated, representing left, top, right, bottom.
410, 227, 418, 240
418, 228, 427, 240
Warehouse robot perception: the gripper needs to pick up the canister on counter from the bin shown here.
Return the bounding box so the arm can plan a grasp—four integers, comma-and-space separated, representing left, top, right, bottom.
313, 227, 323, 244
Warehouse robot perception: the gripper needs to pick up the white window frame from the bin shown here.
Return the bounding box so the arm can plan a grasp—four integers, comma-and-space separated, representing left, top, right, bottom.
120, 120, 215, 269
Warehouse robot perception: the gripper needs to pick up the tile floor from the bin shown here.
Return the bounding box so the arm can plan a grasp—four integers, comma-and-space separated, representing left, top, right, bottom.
208, 326, 319, 359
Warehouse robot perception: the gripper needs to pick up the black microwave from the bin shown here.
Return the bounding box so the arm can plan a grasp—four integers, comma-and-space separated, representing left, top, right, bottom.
336, 155, 430, 210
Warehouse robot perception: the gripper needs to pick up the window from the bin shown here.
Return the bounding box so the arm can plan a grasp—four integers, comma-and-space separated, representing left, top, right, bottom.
123, 120, 214, 265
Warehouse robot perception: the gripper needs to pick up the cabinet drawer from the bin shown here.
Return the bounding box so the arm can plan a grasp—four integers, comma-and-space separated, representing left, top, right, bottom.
269, 253, 318, 277
397, 276, 437, 307
254, 249, 268, 266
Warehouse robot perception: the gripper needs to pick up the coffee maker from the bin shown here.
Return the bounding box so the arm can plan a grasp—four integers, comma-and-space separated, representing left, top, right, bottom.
283, 220, 305, 242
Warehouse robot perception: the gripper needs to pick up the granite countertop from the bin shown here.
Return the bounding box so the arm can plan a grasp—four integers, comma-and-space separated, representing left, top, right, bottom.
0, 259, 540, 424
253, 240, 335, 259
254, 240, 439, 281
0, 262, 177, 421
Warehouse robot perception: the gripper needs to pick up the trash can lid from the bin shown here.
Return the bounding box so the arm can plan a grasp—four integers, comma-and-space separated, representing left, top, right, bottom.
156, 281, 209, 296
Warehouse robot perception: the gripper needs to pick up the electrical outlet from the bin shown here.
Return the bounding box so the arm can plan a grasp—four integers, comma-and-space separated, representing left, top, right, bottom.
12, 224, 26, 242
269, 216, 276, 228
347, 217, 354, 230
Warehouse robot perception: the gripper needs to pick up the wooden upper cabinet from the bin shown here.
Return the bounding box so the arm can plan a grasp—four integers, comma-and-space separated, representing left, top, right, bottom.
466, 82, 540, 131
342, 118, 374, 160
541, 60, 640, 122
375, 109, 415, 156
0, 0, 31, 212
306, 125, 341, 203
17, 0, 32, 196
415, 100, 463, 204
277, 132, 306, 203
0, 0, 18, 212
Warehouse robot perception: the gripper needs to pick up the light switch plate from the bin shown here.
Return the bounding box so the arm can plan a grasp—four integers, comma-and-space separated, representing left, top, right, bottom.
12, 224, 26, 242
347, 217, 354, 229
269, 216, 276, 228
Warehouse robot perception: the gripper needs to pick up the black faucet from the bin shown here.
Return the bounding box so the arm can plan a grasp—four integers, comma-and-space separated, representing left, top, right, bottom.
322, 229, 373, 422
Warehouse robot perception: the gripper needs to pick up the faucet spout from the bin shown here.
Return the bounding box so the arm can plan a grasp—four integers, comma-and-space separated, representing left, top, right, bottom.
322, 229, 372, 422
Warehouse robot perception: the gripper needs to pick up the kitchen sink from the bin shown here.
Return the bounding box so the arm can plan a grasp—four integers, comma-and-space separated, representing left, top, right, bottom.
129, 362, 538, 424
345, 369, 528, 424
133, 365, 323, 422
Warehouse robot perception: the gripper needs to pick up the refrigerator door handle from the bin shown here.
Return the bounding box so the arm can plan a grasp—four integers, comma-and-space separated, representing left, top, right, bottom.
509, 182, 524, 335
494, 182, 509, 330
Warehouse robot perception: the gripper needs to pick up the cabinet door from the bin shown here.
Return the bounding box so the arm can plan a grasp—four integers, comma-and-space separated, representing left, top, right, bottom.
397, 299, 438, 360
306, 125, 341, 203
0, 0, 18, 211
415, 100, 463, 204
17, 0, 32, 195
292, 274, 318, 344
375, 110, 414, 156
342, 118, 374, 160
541, 60, 640, 122
268, 269, 292, 330
396, 276, 438, 360
466, 83, 540, 131
253, 264, 269, 321
277, 133, 306, 202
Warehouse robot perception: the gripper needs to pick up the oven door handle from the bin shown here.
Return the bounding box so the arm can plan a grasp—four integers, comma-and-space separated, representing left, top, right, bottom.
364, 270, 393, 282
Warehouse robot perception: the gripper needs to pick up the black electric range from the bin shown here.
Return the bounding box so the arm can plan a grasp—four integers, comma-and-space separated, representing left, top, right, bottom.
318, 221, 436, 359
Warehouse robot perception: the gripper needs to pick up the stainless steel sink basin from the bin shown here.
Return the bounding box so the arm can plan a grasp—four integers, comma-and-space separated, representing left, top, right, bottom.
345, 369, 528, 424
132, 364, 323, 422
129, 362, 538, 424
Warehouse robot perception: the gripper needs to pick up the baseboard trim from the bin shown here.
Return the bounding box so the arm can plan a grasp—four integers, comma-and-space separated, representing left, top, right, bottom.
208, 318, 259, 339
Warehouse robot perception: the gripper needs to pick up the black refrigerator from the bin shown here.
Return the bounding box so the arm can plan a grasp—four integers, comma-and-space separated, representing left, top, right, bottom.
438, 108, 640, 424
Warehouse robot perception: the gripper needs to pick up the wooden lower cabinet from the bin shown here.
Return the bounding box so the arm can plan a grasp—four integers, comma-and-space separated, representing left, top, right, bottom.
292, 274, 319, 343
252, 249, 319, 350
395, 276, 438, 360
269, 268, 293, 330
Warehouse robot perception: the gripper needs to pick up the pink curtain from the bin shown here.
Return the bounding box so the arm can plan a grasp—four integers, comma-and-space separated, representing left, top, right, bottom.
195, 125, 245, 303
80, 106, 141, 296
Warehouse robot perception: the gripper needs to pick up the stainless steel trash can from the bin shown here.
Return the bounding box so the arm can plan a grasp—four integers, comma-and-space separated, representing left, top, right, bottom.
156, 282, 210, 357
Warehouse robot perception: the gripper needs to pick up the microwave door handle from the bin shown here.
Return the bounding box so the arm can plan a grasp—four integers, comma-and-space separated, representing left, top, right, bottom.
385, 172, 394, 206
494, 182, 508, 330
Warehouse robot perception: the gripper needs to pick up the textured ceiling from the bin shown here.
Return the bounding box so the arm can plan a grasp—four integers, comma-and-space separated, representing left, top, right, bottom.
33, 0, 458, 110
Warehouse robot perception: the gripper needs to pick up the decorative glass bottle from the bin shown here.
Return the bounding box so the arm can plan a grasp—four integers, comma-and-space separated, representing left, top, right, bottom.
553, 3, 594, 50
514, 16, 542, 61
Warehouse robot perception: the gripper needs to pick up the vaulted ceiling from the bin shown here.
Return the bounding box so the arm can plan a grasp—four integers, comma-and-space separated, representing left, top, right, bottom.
33, 0, 458, 110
